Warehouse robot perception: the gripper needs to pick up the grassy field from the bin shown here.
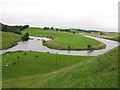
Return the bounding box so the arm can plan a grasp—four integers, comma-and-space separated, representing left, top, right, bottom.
2, 51, 92, 81
86, 32, 120, 42
1, 32, 21, 50
1, 28, 119, 88
2, 46, 119, 88
22, 27, 106, 50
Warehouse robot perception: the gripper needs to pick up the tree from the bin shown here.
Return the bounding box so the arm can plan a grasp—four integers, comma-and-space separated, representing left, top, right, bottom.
20, 25, 29, 30
47, 27, 49, 30
73, 32, 75, 34
1, 23, 29, 34
56, 28, 59, 31
68, 46, 71, 50
87, 45, 92, 50
21, 32, 29, 41
43, 27, 47, 30
100, 32, 105, 35
100, 32, 103, 35
51, 27, 54, 30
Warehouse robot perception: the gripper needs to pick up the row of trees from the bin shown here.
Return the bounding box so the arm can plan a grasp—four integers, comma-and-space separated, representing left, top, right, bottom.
43, 27, 54, 30
1, 23, 29, 35
0, 23, 30, 41
43, 27, 75, 33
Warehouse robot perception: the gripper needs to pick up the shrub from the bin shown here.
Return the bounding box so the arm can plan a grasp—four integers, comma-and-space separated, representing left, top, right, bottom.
68, 46, 71, 50
21, 32, 29, 41
87, 45, 92, 50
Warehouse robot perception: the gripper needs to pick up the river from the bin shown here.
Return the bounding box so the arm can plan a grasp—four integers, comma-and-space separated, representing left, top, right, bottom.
0, 35, 119, 56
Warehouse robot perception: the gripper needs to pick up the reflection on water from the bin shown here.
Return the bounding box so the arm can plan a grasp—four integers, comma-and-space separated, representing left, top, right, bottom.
0, 35, 119, 56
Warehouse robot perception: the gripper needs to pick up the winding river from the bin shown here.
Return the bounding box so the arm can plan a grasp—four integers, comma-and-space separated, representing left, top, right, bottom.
0, 35, 119, 56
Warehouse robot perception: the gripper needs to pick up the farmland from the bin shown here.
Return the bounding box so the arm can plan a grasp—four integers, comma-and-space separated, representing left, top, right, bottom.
22, 28, 106, 50
1, 32, 21, 50
1, 27, 119, 88
2, 46, 119, 88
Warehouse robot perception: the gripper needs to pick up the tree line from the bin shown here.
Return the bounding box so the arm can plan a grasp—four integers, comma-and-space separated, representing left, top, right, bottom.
1, 23, 29, 35
43, 27, 76, 34
0, 23, 29, 41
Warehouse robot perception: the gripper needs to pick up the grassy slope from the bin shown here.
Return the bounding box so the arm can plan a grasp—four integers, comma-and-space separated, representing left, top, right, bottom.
2, 47, 119, 88
1, 32, 21, 50
2, 51, 92, 81
22, 27, 105, 50
86, 32, 120, 42
42, 47, 118, 88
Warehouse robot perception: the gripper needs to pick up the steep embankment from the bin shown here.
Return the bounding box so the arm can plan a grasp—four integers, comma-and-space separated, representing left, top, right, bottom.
41, 47, 119, 88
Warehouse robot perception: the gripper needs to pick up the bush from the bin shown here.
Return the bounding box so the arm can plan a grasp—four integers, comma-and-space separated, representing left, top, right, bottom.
87, 45, 92, 50
21, 32, 29, 41
68, 46, 71, 50
42, 40, 46, 43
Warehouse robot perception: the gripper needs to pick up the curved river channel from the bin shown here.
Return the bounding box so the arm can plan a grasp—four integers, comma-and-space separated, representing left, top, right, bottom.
0, 35, 119, 56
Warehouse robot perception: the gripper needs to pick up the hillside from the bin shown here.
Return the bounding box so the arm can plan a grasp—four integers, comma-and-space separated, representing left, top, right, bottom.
1, 32, 21, 50
41, 46, 119, 88
2, 46, 119, 88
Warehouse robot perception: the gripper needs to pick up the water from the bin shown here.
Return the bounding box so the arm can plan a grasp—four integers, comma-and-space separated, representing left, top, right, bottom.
0, 35, 119, 56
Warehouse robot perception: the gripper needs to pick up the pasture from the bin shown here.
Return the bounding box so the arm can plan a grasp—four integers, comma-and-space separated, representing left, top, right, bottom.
22, 27, 105, 50
2, 46, 119, 88
2, 51, 92, 80
86, 32, 120, 42
1, 32, 21, 50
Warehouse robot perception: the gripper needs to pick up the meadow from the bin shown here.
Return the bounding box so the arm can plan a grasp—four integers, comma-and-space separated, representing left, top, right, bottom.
2, 46, 119, 88
2, 51, 92, 81
22, 27, 106, 50
1, 32, 21, 50
86, 32, 120, 42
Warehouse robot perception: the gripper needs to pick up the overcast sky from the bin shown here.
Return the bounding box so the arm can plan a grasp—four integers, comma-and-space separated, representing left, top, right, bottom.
0, 0, 119, 32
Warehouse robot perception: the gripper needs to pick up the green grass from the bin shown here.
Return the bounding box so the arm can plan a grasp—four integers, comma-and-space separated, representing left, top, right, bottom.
2, 47, 119, 88
1, 32, 21, 50
22, 27, 105, 50
2, 51, 92, 81
41, 47, 118, 88
86, 32, 120, 42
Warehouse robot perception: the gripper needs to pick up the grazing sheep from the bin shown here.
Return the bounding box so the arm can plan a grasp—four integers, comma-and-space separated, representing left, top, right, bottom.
5, 64, 8, 67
